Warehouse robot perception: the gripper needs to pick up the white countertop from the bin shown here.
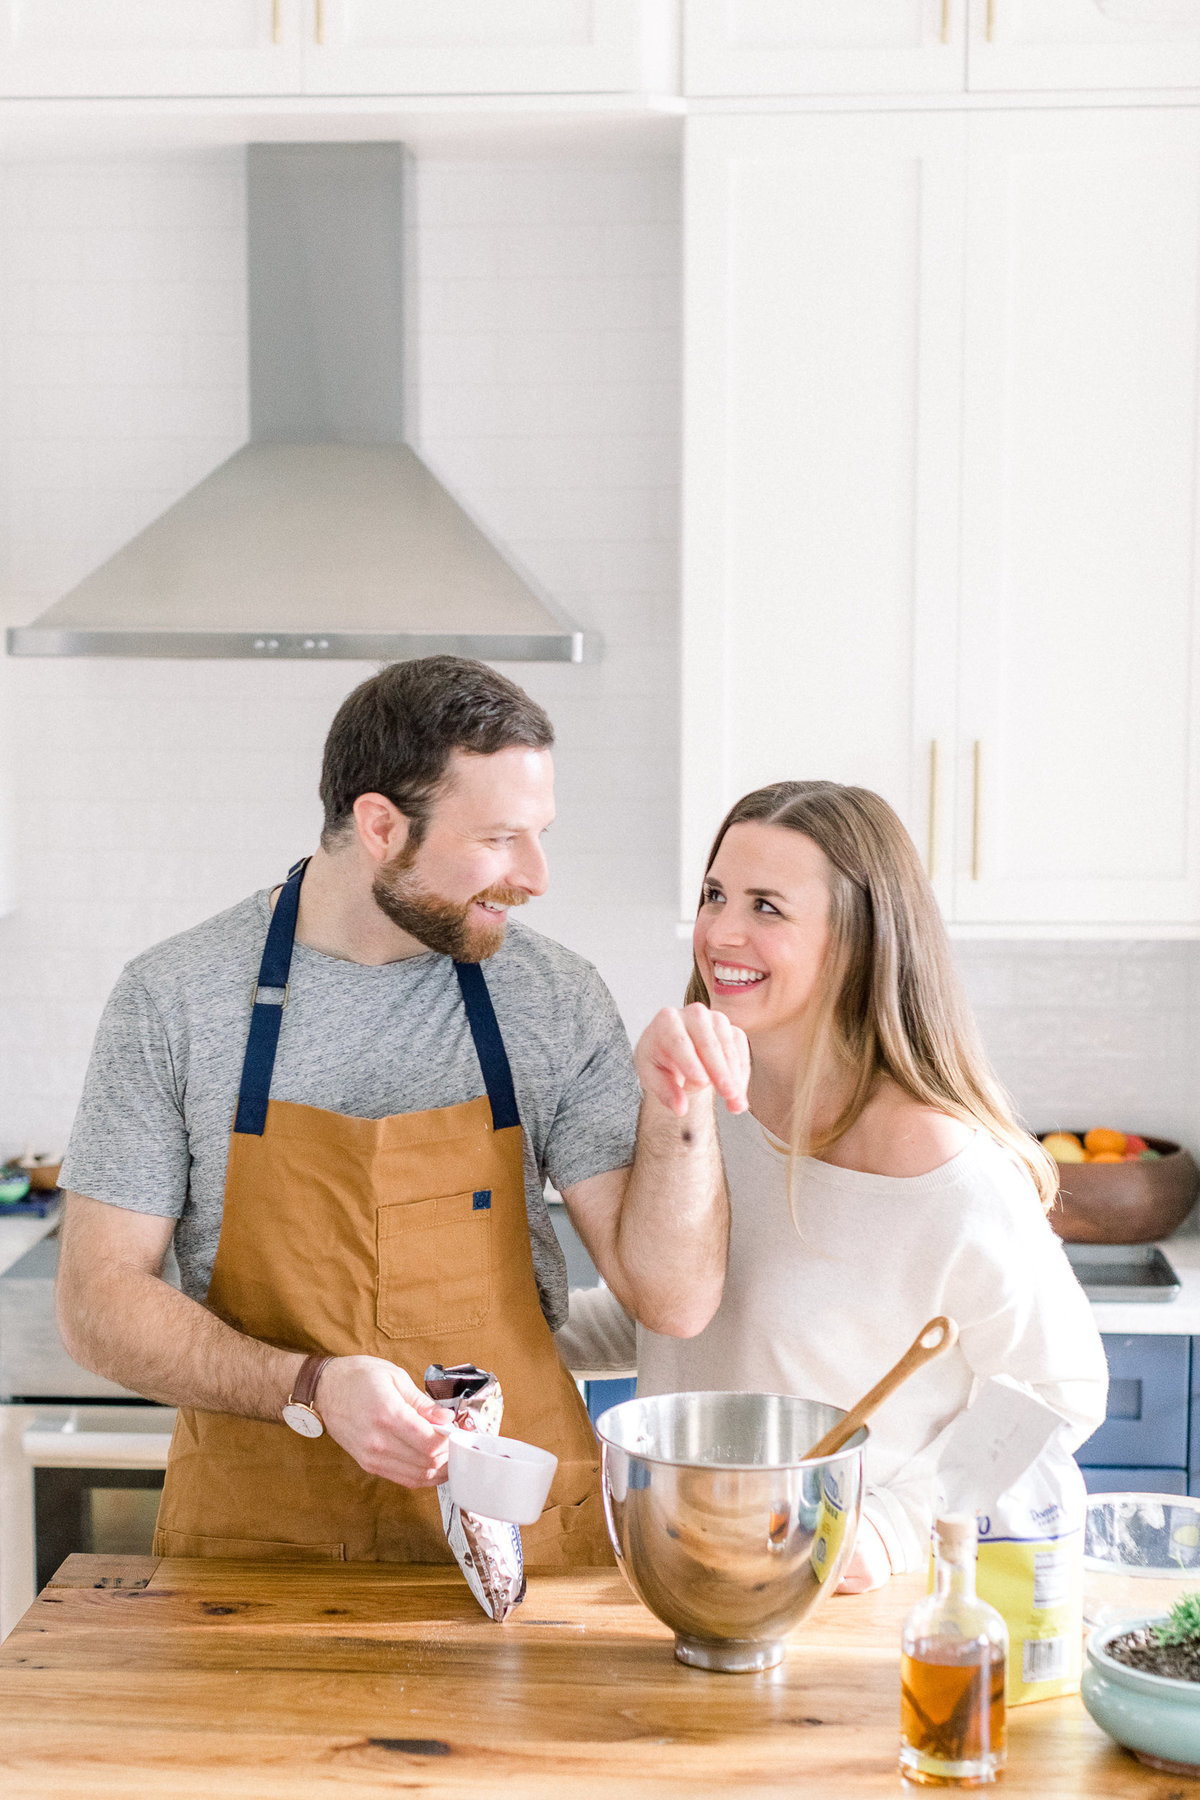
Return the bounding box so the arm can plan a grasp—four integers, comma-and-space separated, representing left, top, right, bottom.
0, 1206, 59, 1278
1087, 1234, 1200, 1335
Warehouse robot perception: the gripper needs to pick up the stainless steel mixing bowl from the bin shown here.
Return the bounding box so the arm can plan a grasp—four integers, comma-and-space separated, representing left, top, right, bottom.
596, 1391, 867, 1672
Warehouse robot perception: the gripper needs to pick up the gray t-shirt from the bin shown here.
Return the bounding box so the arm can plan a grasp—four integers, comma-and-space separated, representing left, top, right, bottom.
60, 893, 641, 1331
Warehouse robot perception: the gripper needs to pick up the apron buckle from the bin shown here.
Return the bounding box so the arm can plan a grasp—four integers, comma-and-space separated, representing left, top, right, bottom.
251, 981, 290, 1009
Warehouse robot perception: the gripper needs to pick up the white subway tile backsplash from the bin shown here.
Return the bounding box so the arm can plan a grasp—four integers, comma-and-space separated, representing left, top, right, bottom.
7, 231, 83, 283
16, 280, 144, 338
467, 485, 669, 546
596, 433, 681, 486
419, 161, 676, 231
492, 329, 610, 387
181, 332, 246, 389
154, 279, 246, 336
121, 164, 243, 234
955, 938, 1200, 1192
493, 224, 613, 282
125, 384, 247, 439
598, 328, 679, 385
81, 334, 187, 387
30, 386, 136, 439
76, 230, 187, 285
12, 169, 134, 232
596, 538, 680, 592
418, 331, 499, 388
6, 333, 85, 386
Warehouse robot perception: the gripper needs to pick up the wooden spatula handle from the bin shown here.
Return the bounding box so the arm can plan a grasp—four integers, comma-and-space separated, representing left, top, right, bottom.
803, 1315, 960, 1462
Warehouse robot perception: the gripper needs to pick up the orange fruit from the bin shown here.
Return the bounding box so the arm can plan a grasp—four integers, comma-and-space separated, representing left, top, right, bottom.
1087, 1151, 1124, 1164
1084, 1128, 1126, 1156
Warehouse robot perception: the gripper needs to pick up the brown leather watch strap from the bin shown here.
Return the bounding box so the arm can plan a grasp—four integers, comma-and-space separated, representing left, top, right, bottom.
290, 1352, 332, 1412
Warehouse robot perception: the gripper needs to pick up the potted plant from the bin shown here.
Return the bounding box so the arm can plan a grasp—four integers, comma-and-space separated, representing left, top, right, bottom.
1083, 1592, 1200, 1775
0, 1160, 30, 1204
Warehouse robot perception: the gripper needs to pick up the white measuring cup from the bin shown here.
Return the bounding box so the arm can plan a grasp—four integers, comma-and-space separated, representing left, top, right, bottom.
437, 1422, 558, 1524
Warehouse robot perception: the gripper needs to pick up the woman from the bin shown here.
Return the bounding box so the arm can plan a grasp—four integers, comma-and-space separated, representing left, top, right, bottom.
560, 781, 1108, 1592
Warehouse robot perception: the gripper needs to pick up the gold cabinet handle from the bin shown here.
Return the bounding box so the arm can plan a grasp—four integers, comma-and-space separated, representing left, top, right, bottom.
314, 0, 324, 44
986, 0, 997, 42
971, 740, 983, 880
927, 740, 940, 879
271, 0, 281, 43
941, 0, 952, 46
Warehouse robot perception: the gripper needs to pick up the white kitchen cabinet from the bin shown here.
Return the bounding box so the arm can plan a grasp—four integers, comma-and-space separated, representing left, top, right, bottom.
968, 0, 1200, 93
683, 0, 966, 96
955, 108, 1200, 927
0, 0, 303, 97
681, 113, 966, 918
303, 0, 671, 96
0, 0, 671, 98
683, 108, 1200, 930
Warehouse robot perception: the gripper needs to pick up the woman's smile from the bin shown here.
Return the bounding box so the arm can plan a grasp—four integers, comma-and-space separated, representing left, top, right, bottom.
709, 960, 769, 996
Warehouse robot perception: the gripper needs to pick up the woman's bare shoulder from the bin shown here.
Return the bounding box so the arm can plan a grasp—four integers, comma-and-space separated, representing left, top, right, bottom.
822, 1083, 974, 1179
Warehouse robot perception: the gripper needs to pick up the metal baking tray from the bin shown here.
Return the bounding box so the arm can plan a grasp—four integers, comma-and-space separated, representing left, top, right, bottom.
1064, 1242, 1181, 1303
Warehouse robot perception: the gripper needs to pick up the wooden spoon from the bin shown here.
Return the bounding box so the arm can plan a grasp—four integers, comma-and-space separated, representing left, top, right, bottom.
803, 1315, 960, 1461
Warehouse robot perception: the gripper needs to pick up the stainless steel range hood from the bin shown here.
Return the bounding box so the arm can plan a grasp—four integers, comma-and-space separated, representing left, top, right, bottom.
7, 145, 592, 663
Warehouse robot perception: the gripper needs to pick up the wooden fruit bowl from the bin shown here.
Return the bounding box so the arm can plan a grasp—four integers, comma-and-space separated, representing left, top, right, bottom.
1046, 1136, 1199, 1244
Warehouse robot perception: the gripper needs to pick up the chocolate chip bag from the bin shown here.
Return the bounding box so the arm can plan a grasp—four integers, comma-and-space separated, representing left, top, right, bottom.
425, 1362, 526, 1623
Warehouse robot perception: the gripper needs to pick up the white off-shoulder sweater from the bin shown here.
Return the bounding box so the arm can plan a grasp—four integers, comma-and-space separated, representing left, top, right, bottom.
555, 1107, 1109, 1573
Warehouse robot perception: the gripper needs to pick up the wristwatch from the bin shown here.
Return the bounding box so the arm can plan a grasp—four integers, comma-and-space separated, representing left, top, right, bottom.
282, 1353, 333, 1438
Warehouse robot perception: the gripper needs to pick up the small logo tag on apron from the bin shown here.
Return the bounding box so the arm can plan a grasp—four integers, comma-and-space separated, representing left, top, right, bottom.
473, 1190, 492, 1210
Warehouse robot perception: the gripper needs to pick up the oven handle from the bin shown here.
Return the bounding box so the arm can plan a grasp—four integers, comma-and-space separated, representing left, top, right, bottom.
21, 1423, 174, 1469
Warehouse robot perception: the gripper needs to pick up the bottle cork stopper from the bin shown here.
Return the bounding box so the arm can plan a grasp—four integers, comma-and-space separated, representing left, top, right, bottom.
934, 1514, 977, 1562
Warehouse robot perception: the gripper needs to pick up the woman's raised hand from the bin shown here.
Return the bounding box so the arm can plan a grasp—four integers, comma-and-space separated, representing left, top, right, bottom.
634, 1003, 751, 1117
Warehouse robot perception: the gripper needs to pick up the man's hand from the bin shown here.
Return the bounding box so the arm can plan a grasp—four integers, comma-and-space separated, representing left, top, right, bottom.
634, 1002, 751, 1117
316, 1356, 456, 1488
836, 1516, 892, 1594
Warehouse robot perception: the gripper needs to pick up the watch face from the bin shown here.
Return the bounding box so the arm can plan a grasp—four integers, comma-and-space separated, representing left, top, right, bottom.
282, 1402, 323, 1439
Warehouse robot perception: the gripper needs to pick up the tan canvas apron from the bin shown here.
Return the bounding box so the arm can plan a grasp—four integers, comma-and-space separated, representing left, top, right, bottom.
154, 858, 611, 1568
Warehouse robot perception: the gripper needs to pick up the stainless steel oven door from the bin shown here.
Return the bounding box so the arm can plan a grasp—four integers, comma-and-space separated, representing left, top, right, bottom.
0, 1403, 175, 1640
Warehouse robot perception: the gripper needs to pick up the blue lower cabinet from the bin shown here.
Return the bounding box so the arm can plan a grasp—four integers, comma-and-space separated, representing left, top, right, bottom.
585, 1377, 637, 1425
1188, 1337, 1200, 1488
1082, 1466, 1189, 1496
1078, 1335, 1191, 1470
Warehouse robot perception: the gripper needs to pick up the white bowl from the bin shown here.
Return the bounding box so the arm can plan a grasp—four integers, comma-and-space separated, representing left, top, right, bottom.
446, 1427, 558, 1525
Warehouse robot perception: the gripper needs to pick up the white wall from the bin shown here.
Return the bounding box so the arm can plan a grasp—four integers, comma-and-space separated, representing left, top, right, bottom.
0, 147, 688, 1159
955, 939, 1200, 1229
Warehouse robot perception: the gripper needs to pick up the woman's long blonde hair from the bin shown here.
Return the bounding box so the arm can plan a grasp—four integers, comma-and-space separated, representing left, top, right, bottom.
685, 781, 1057, 1212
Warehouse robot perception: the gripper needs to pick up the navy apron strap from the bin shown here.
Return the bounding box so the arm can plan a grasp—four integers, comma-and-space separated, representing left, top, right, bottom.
454, 961, 521, 1132
233, 858, 308, 1136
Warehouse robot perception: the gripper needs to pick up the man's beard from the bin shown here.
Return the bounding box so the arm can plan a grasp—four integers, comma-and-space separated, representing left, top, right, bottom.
372, 848, 527, 962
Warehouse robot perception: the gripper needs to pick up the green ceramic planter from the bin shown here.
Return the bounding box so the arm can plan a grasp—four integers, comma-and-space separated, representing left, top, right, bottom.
1083, 1617, 1200, 1776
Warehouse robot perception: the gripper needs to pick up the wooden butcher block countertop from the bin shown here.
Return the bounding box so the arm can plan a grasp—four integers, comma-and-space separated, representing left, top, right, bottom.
0, 1555, 1187, 1799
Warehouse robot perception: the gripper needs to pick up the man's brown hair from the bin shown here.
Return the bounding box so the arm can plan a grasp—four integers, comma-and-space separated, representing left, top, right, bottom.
319, 655, 554, 847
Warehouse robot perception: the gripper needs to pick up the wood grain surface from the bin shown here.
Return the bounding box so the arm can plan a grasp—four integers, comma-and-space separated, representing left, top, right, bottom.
0, 1555, 1189, 1799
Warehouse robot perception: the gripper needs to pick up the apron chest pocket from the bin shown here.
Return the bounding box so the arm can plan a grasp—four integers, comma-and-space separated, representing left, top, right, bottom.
376, 1189, 492, 1339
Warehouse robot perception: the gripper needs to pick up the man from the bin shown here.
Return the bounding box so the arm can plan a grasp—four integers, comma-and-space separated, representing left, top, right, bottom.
56, 655, 746, 1568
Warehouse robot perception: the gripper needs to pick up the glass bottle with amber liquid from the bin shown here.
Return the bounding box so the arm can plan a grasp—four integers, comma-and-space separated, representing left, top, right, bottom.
900, 1514, 1007, 1787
